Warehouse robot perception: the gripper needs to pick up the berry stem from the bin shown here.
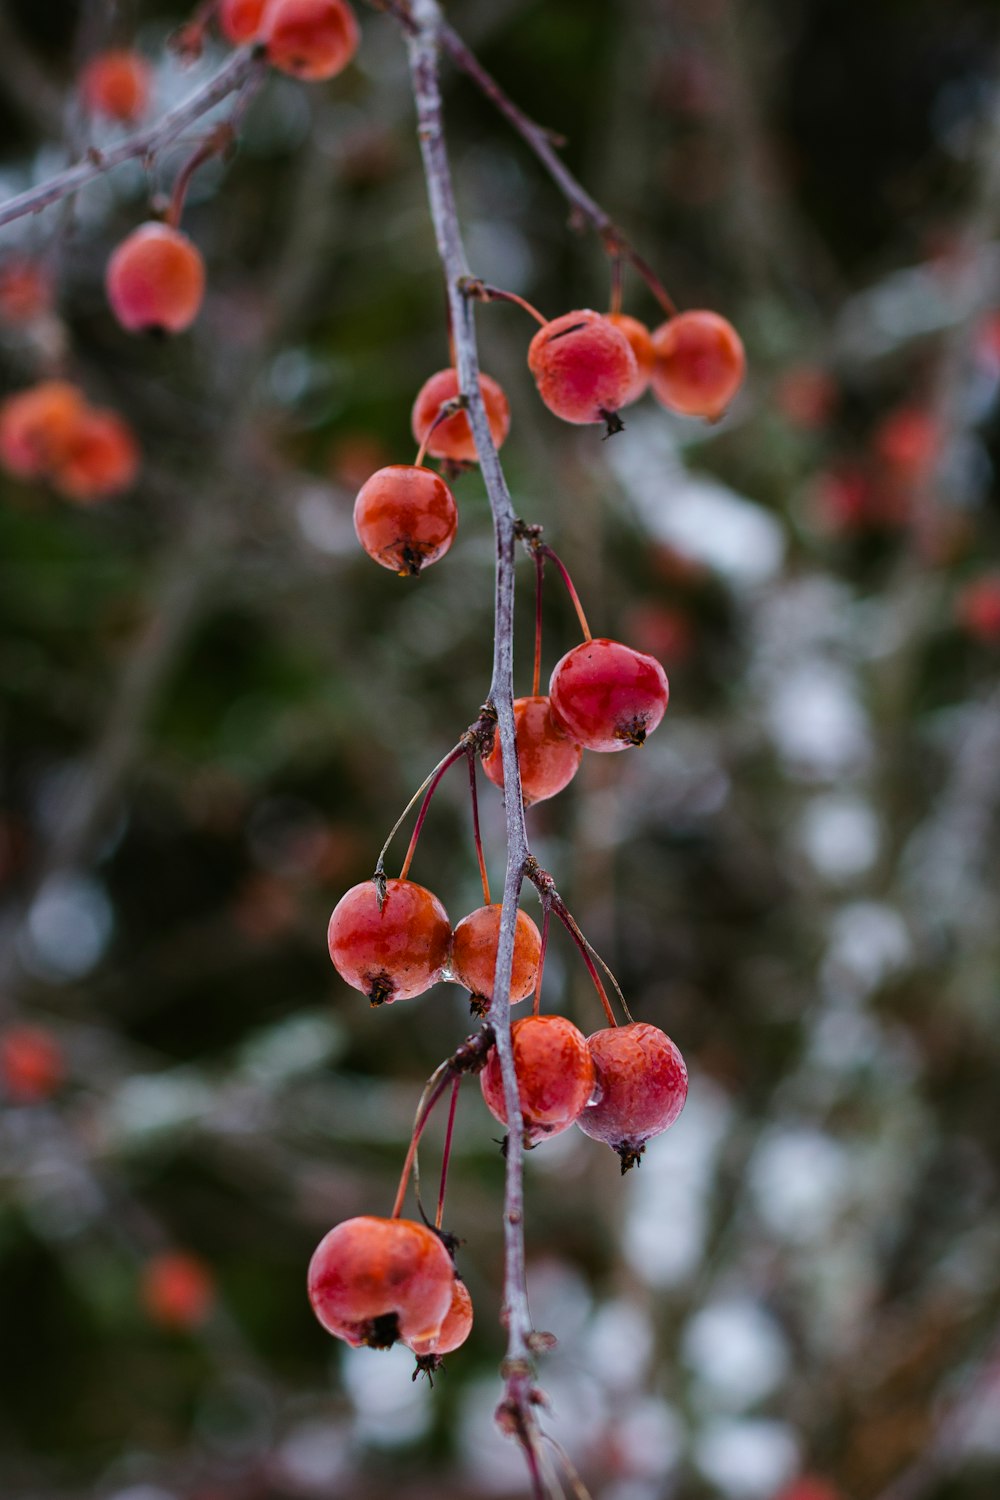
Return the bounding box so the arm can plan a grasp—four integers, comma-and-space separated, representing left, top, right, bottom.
166, 127, 231, 230
554, 900, 617, 1027
467, 749, 492, 905
460, 277, 548, 327
532, 549, 544, 697
414, 393, 468, 468
374, 740, 465, 883
538, 544, 592, 642
609, 254, 624, 318
435, 1074, 462, 1229
391, 1063, 451, 1220
399, 743, 465, 879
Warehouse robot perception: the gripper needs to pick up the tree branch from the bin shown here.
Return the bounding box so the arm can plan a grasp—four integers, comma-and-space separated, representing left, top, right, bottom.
0, 48, 265, 230
403, 0, 544, 1484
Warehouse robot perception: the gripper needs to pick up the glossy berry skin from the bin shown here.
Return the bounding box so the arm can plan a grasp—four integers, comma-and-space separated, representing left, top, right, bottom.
140, 1252, 214, 1330
261, 0, 360, 81
327, 877, 451, 1005
55, 408, 139, 502
527, 310, 637, 427
577, 1023, 688, 1171
607, 313, 655, 405
308, 1216, 455, 1349
81, 50, 152, 123
481, 695, 583, 806
353, 465, 458, 576
651, 310, 745, 419
407, 1275, 473, 1358
451, 904, 542, 1009
549, 639, 669, 752
219, 0, 267, 42
0, 1024, 65, 1104
481, 1014, 596, 1147
0, 381, 86, 479
410, 368, 511, 464
106, 223, 206, 334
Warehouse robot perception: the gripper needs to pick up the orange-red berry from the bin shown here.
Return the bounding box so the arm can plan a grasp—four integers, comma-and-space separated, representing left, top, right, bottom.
549, 638, 669, 752
451, 904, 542, 1009
480, 1014, 595, 1147
308, 1215, 455, 1349
106, 223, 206, 335
576, 1022, 688, 1171
54, 408, 139, 502
261, 0, 360, 81
527, 310, 637, 428
481, 695, 583, 806
607, 313, 655, 405
410, 368, 511, 464
0, 1024, 65, 1104
651, 309, 745, 419
353, 464, 458, 575
406, 1274, 473, 1359
80, 50, 152, 124
140, 1252, 214, 1330
327, 877, 451, 1005
0, 259, 53, 324
874, 405, 939, 477
957, 573, 1000, 644
0, 381, 87, 479
219, 0, 268, 43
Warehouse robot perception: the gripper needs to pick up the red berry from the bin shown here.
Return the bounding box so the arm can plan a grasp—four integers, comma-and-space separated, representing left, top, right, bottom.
527, 310, 637, 427
406, 1274, 473, 1359
0, 259, 53, 325
80, 50, 152, 124
549, 638, 669, 752
651, 309, 745, 419
106, 223, 206, 334
219, 0, 267, 43
308, 1215, 455, 1349
606, 313, 655, 405
140, 1252, 214, 1330
0, 1024, 65, 1104
0, 381, 86, 479
410, 368, 511, 464
874, 406, 939, 477
53, 408, 139, 502
327, 877, 451, 1005
480, 1014, 595, 1147
451, 904, 542, 1010
576, 1022, 687, 1171
261, 0, 360, 81
353, 464, 458, 576
957, 573, 1000, 644
481, 696, 583, 807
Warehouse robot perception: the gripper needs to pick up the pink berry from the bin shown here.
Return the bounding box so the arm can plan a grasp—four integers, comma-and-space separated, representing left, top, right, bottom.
480, 1014, 595, 1147
327, 877, 451, 1005
308, 1215, 455, 1349
549, 638, 669, 752
527, 310, 637, 428
651, 310, 745, 419
106, 223, 205, 334
576, 1022, 688, 1171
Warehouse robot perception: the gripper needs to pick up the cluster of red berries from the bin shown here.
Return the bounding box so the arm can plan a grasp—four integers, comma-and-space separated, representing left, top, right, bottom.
218, 0, 360, 81
351, 303, 744, 579
0, 380, 139, 502
529, 305, 745, 428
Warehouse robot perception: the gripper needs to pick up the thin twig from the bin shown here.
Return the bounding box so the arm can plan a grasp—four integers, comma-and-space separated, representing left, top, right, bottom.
0, 49, 265, 229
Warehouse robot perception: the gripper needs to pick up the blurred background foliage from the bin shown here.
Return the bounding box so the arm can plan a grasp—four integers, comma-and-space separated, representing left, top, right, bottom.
2, 1, 1000, 1498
